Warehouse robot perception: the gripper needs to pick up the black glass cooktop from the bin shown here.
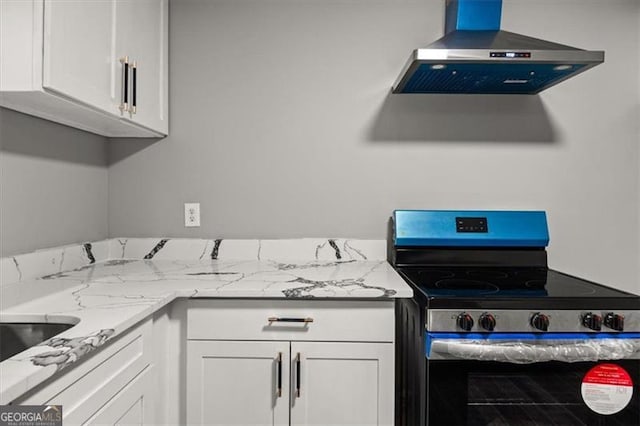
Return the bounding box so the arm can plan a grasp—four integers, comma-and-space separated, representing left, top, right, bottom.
398, 267, 640, 309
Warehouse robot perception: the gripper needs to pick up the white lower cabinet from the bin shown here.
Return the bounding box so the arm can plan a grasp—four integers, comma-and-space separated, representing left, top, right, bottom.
187, 340, 290, 426
84, 366, 155, 425
290, 342, 393, 426
12, 319, 155, 425
8, 300, 394, 425
186, 300, 395, 426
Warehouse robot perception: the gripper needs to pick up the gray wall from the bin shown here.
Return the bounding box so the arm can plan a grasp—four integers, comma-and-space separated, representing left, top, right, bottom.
107, 0, 640, 294
0, 108, 108, 257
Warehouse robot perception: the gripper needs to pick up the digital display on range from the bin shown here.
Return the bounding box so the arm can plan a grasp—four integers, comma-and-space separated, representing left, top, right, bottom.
456, 217, 488, 233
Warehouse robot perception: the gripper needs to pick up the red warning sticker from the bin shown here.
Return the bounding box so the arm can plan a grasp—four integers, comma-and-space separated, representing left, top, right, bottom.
581, 364, 634, 415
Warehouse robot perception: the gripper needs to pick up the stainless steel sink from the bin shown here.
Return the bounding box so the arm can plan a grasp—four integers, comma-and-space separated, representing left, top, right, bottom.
0, 315, 80, 362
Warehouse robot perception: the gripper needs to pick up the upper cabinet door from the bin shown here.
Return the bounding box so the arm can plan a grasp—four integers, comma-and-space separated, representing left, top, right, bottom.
116, 0, 168, 134
42, 0, 117, 114
1, 0, 167, 137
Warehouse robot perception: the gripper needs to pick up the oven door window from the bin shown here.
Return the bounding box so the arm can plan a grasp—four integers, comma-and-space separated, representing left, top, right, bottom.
427, 360, 639, 426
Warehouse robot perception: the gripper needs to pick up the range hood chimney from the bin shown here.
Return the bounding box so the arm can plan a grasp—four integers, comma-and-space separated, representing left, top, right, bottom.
392, 0, 604, 94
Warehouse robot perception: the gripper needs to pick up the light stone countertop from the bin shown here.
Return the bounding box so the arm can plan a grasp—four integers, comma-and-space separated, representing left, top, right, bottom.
0, 238, 412, 404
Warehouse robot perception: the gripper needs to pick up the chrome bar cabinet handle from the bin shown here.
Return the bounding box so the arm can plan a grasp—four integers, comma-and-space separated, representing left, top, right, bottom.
267, 317, 314, 323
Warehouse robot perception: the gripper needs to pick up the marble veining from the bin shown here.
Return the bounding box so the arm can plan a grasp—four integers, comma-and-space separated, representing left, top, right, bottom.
41, 264, 94, 280
1, 240, 110, 288
343, 240, 368, 260
31, 329, 115, 370
83, 243, 96, 264
144, 239, 169, 259
211, 239, 223, 260
328, 239, 342, 259
282, 277, 396, 298
12, 257, 22, 281
116, 239, 127, 258
0, 238, 411, 405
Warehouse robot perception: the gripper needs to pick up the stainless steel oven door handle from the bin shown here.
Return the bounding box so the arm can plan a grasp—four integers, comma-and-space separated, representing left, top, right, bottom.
430, 339, 640, 363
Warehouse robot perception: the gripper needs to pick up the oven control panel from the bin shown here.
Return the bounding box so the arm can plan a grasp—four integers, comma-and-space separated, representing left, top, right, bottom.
456, 217, 488, 233
427, 309, 640, 333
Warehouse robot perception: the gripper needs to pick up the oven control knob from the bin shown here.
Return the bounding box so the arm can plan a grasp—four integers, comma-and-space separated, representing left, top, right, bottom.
457, 312, 474, 331
582, 312, 602, 331
531, 313, 549, 332
479, 313, 496, 331
604, 312, 624, 331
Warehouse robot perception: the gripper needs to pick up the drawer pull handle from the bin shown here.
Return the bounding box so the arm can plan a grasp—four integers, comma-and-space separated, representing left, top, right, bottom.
295, 352, 301, 397
268, 317, 314, 323
276, 352, 282, 397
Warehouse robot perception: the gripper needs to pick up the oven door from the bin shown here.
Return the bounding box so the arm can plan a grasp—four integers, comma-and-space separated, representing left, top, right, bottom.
426, 333, 640, 426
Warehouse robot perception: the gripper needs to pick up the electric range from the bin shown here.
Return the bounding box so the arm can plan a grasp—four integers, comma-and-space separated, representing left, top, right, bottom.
389, 210, 640, 426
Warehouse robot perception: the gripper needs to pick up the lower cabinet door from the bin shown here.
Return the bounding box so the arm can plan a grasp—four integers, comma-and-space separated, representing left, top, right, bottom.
290, 342, 394, 426
187, 340, 290, 426
84, 365, 155, 425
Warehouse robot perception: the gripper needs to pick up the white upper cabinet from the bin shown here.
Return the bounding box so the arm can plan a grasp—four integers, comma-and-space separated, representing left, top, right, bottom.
0, 0, 168, 137
43, 0, 117, 114
117, 0, 168, 133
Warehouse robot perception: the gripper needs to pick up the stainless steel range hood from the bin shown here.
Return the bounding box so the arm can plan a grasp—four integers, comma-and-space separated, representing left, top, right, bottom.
392, 0, 604, 94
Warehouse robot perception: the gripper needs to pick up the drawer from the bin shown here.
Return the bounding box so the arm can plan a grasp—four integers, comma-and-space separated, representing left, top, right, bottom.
187, 300, 394, 343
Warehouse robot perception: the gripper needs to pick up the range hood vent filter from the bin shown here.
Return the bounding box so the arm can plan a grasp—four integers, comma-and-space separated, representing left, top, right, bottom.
403, 63, 588, 94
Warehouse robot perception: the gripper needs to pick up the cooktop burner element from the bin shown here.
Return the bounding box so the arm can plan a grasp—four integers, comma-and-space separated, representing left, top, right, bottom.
466, 269, 508, 279
433, 278, 500, 296
434, 279, 498, 290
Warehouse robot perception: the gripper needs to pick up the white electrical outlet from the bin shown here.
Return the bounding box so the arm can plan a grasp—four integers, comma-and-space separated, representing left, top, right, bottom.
184, 203, 201, 227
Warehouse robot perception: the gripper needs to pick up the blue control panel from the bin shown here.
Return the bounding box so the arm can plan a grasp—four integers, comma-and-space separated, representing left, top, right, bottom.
394, 210, 549, 248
